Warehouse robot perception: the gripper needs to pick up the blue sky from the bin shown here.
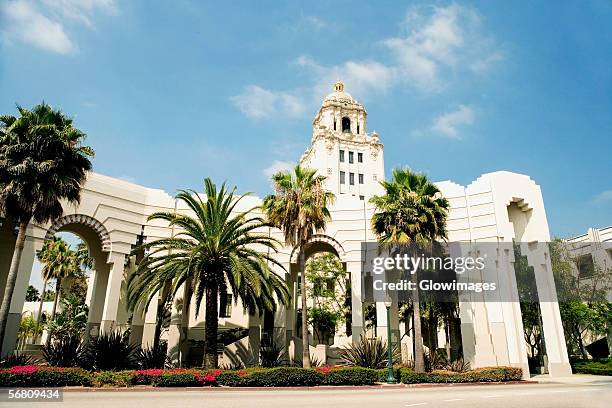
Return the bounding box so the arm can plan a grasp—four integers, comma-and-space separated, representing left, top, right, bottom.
1, 0, 611, 239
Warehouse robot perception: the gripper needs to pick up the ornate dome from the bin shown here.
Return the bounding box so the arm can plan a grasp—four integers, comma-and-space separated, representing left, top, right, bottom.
323, 80, 359, 105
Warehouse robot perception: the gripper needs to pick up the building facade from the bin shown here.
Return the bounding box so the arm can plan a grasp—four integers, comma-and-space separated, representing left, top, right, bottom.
0, 82, 572, 376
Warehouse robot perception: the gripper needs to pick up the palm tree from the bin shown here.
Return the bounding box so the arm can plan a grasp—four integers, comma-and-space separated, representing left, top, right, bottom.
370, 168, 449, 372
128, 179, 290, 368
76, 241, 94, 271
263, 165, 334, 368
35, 237, 79, 338
0, 103, 94, 350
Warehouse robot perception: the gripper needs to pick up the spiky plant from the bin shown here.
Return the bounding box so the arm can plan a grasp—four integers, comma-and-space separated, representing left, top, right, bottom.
339, 336, 400, 369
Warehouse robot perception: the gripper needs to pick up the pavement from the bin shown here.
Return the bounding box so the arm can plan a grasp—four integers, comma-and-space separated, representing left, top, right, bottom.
4, 375, 612, 408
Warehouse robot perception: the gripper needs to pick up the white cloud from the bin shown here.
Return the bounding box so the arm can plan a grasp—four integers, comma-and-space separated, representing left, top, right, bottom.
1, 0, 75, 54
263, 160, 294, 178
230, 85, 306, 120
431, 105, 474, 138
593, 190, 612, 204
0, 0, 116, 54
384, 4, 499, 91
42, 0, 116, 28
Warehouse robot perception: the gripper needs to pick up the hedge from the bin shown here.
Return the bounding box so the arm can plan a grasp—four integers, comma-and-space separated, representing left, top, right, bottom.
0, 365, 523, 388
572, 360, 612, 376
0, 366, 92, 387
400, 367, 523, 384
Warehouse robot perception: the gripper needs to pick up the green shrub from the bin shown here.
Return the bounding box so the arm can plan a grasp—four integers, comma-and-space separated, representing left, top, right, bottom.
320, 367, 379, 385
376, 367, 402, 382
573, 360, 612, 376
93, 370, 134, 387
216, 371, 244, 386
0, 366, 91, 387
399, 367, 523, 384
239, 367, 323, 387
155, 372, 200, 387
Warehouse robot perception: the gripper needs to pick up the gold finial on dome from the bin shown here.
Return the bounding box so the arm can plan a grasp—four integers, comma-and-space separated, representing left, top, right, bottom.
334, 80, 344, 92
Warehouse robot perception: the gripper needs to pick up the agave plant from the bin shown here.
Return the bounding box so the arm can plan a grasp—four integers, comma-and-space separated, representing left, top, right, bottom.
43, 335, 82, 367
138, 342, 171, 369
0, 351, 37, 368
259, 339, 288, 368
444, 358, 471, 373
339, 336, 400, 369
82, 331, 138, 371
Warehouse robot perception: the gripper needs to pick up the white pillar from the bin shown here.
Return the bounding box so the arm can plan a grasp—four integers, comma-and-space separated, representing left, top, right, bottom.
140, 292, 159, 348
1, 234, 35, 356
525, 243, 572, 376
100, 252, 127, 333
348, 261, 364, 342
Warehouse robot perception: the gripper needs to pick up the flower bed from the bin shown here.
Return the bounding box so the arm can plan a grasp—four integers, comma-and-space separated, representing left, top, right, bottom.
399, 367, 523, 384
0, 366, 92, 387
0, 365, 523, 388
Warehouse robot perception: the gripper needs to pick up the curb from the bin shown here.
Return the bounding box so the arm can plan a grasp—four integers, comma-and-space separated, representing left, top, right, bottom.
57, 381, 537, 392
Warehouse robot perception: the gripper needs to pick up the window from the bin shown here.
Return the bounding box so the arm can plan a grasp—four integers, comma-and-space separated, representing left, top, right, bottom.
339, 150, 345, 162
349, 151, 354, 163
340, 171, 345, 184
576, 254, 595, 278
358, 173, 364, 184
219, 293, 232, 318
342, 117, 351, 133
373, 174, 377, 181
333, 120, 337, 131
358, 152, 363, 163
359, 195, 365, 200
349, 172, 355, 185
357, 124, 360, 134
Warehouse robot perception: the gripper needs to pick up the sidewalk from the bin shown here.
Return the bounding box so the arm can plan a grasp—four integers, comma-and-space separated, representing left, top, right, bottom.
532, 374, 612, 385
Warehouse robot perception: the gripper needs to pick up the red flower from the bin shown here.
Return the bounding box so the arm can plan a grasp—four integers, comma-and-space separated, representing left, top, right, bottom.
9, 365, 38, 374
134, 369, 163, 376
315, 366, 331, 374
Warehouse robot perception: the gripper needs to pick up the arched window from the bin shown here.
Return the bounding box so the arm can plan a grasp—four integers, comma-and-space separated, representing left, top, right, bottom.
342, 117, 351, 133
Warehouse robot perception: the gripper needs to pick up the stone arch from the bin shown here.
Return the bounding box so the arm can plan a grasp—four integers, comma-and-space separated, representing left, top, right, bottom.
44, 214, 111, 252
290, 234, 346, 264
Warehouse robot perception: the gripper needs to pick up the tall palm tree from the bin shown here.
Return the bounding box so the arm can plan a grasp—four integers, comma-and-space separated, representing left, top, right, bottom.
0, 103, 94, 350
36, 237, 78, 330
263, 165, 334, 368
370, 168, 449, 372
128, 179, 290, 368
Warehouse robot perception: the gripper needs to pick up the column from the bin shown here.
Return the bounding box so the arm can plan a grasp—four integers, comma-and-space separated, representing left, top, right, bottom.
140, 292, 159, 348
526, 243, 572, 376
1, 234, 35, 356
99, 253, 127, 333
348, 260, 364, 342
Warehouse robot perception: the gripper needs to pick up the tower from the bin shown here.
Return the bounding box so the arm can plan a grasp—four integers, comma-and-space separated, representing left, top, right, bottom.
300, 81, 385, 200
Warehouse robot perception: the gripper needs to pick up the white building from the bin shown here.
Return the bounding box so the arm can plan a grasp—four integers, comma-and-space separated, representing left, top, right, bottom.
0, 81, 573, 377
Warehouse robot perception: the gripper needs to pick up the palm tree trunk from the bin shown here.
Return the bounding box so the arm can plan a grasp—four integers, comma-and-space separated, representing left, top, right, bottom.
0, 221, 29, 351
50, 278, 62, 321
203, 286, 219, 368
412, 269, 425, 372
35, 279, 48, 343
444, 318, 451, 361
300, 248, 311, 368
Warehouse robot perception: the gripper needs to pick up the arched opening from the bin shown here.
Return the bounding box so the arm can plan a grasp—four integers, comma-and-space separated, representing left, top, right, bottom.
287, 236, 350, 365
21, 215, 113, 349
342, 117, 351, 133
